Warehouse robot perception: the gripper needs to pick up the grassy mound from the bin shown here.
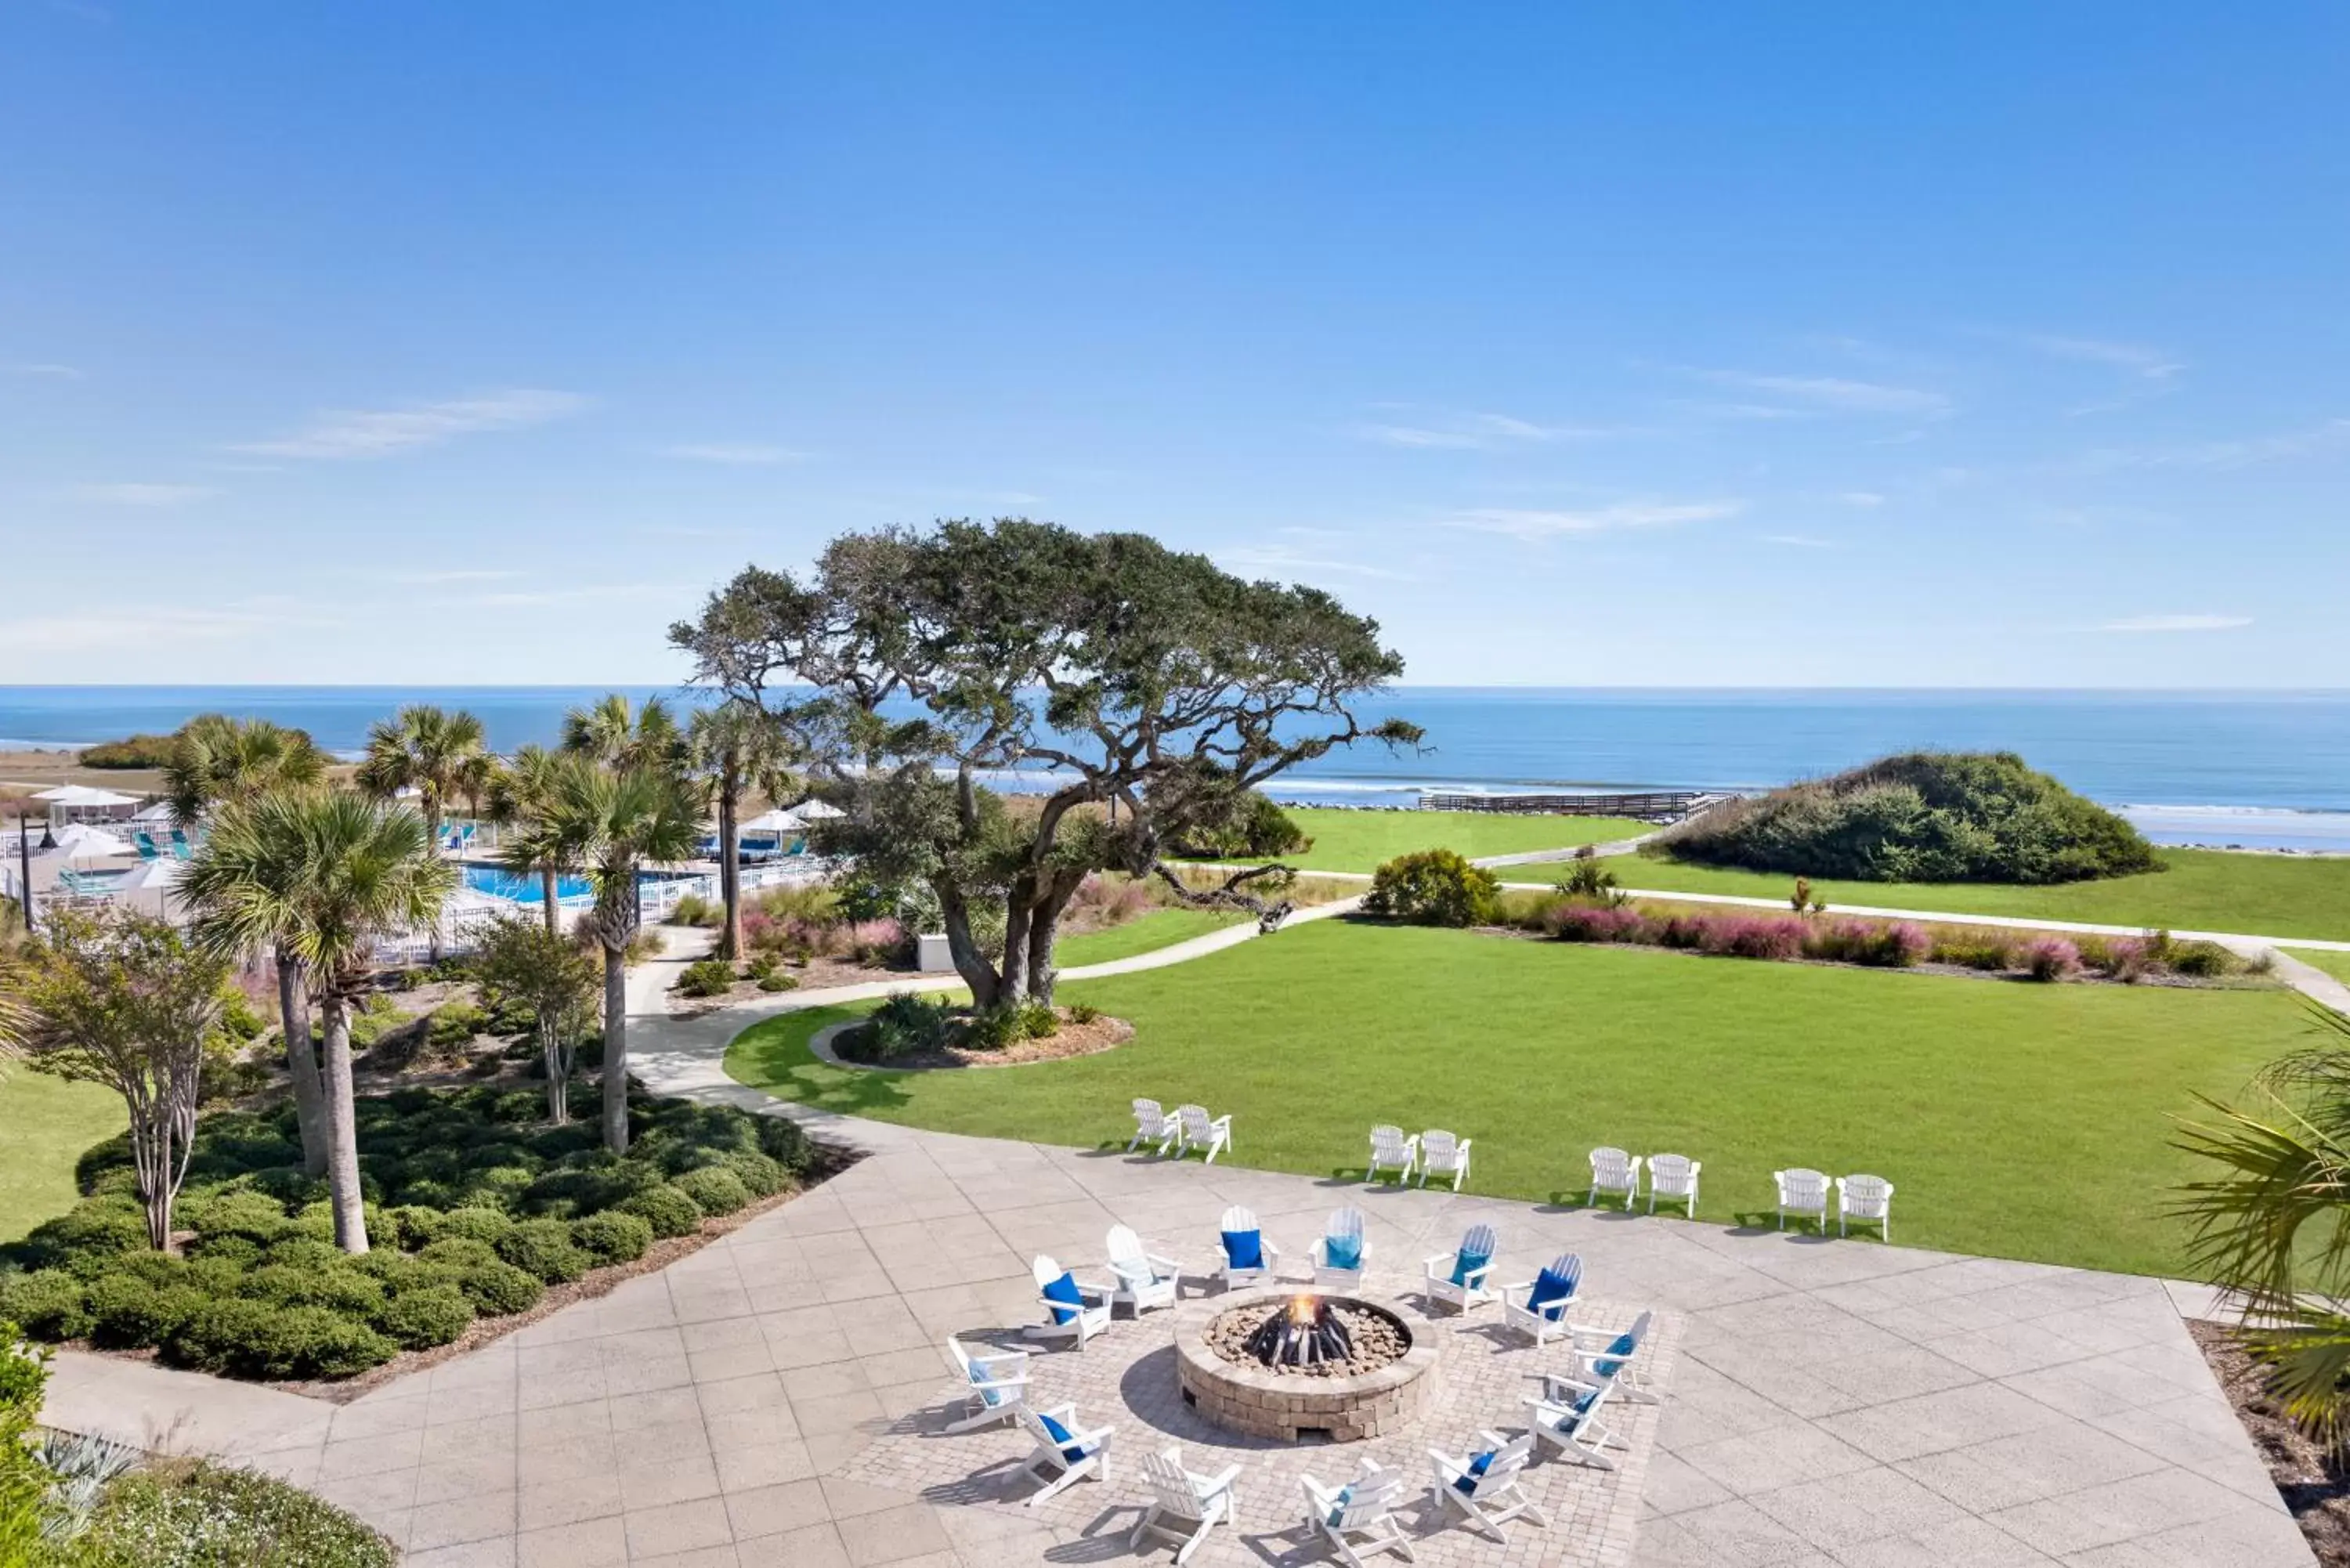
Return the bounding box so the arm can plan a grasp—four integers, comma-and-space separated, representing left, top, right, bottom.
1655, 751, 2160, 884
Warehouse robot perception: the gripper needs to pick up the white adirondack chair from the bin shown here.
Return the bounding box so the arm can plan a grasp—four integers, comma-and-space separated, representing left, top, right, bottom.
1421, 1222, 1499, 1314
1838, 1174, 1895, 1240
1367, 1125, 1419, 1184
940, 1336, 1030, 1433
1588, 1147, 1640, 1210
1128, 1445, 1242, 1565
1105, 1223, 1181, 1317
1015, 1402, 1113, 1505
1172, 1104, 1234, 1164
1773, 1167, 1831, 1233
1565, 1309, 1658, 1404
1416, 1129, 1472, 1190
1647, 1152, 1701, 1218
1524, 1373, 1623, 1470
1497, 1252, 1582, 1346
1130, 1098, 1177, 1154
1300, 1458, 1415, 1567
1426, 1430, 1549, 1545
1215, 1205, 1281, 1290
1312, 1207, 1369, 1290
1028, 1253, 1113, 1349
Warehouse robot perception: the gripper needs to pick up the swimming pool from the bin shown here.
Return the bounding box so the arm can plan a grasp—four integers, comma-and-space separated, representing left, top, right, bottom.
460, 865, 701, 905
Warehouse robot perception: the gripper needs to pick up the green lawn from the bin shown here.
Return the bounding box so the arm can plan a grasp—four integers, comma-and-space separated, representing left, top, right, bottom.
1057, 907, 1248, 966
1512, 848, 2350, 943
2294, 948, 2350, 987
725, 918, 2316, 1277
1199, 807, 1633, 874
0, 1070, 123, 1244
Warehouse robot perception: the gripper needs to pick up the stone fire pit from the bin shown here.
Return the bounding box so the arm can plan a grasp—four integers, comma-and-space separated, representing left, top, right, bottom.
1173, 1288, 1441, 1442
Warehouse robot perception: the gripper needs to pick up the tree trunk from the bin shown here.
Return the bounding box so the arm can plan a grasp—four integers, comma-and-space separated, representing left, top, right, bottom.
276, 951, 328, 1179
600, 934, 631, 1153
542, 1018, 569, 1124
425, 803, 446, 965
998, 894, 1033, 1008
935, 880, 1001, 1008
540, 866, 560, 937
318, 988, 371, 1253
1024, 870, 1084, 1006
128, 1089, 169, 1251
718, 776, 742, 960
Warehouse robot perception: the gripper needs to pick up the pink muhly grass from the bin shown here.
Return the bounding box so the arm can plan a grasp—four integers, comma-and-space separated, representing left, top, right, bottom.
2023, 936, 2081, 981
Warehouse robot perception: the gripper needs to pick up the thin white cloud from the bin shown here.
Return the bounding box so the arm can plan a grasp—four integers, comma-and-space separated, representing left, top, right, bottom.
5, 362, 84, 380
0, 607, 267, 653
1837, 491, 1885, 508
457, 582, 696, 609
2069, 418, 2350, 473
1762, 533, 1832, 548
69, 482, 213, 507
2100, 613, 2252, 634
1217, 545, 1408, 582
233, 388, 588, 460
1359, 410, 1618, 450
390, 569, 524, 586
2019, 333, 2183, 382
658, 443, 810, 465
1688, 369, 1951, 416
1441, 500, 1745, 542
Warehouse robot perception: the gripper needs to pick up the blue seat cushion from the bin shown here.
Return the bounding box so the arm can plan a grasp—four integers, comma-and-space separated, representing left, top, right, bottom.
1221, 1230, 1263, 1270
1593, 1329, 1638, 1373
1452, 1450, 1495, 1496
1037, 1411, 1089, 1463
1325, 1484, 1354, 1527
1449, 1248, 1490, 1288
1041, 1270, 1085, 1326
1527, 1264, 1578, 1319
1551, 1387, 1599, 1431
1324, 1234, 1361, 1272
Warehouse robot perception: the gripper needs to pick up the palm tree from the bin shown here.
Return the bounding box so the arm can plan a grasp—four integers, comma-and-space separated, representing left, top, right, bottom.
487, 744, 575, 937
562, 693, 689, 776
183, 792, 454, 1252
161, 714, 333, 1175
2178, 1003, 2350, 1448
530, 754, 700, 1153
688, 701, 798, 959
354, 704, 486, 962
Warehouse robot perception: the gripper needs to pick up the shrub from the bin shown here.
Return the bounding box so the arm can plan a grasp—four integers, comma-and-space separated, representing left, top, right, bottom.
716, 1151, 787, 1198
620, 1184, 704, 1239
435, 1207, 515, 1245
672, 1165, 751, 1217
1802, 919, 1929, 967
1364, 849, 1500, 927
86, 1275, 208, 1349
16, 1200, 149, 1276
262, 1238, 346, 1273
496, 1219, 590, 1284
2168, 939, 2240, 977
2023, 937, 2081, 981
674, 958, 737, 999
374, 1284, 473, 1349
454, 1259, 544, 1317
427, 1000, 489, 1047
667, 891, 721, 927
960, 1006, 1025, 1052
1016, 1000, 1058, 1039
77, 732, 178, 768
1699, 914, 1808, 961
0, 1270, 90, 1339
757, 972, 798, 992
71, 1458, 399, 1568
1545, 901, 1651, 943
569, 1210, 653, 1265
859, 991, 951, 1058
1067, 1001, 1103, 1024
1556, 851, 1626, 905
417, 1237, 502, 1271
1929, 932, 2018, 970
349, 1251, 458, 1294
186, 1189, 296, 1246
1654, 750, 2160, 884
241, 1264, 385, 1317
164, 1300, 395, 1379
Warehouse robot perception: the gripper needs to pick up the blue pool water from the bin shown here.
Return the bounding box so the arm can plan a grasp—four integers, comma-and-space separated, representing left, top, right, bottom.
460, 865, 696, 904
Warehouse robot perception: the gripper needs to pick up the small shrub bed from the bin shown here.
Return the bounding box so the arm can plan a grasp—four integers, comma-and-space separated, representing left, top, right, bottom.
674, 958, 737, 999
0, 1085, 815, 1382
1363, 848, 1499, 927
68, 1457, 398, 1567
837, 992, 1108, 1064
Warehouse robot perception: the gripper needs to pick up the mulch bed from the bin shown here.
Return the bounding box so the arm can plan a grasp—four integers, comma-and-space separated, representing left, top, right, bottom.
667, 952, 908, 1013
834, 1011, 1134, 1070
2190, 1318, 2350, 1565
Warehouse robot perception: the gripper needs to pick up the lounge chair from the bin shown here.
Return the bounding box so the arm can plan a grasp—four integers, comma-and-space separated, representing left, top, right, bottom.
1498, 1252, 1582, 1346
1416, 1129, 1471, 1190
1300, 1458, 1414, 1567
1426, 1430, 1547, 1545
168, 829, 192, 861
1104, 1223, 1181, 1317
1589, 1147, 1640, 1210
1367, 1125, 1418, 1184
1837, 1174, 1895, 1241
1026, 1253, 1112, 1349
1421, 1222, 1499, 1315
1215, 1205, 1281, 1290
1773, 1167, 1831, 1233
132, 832, 162, 861
1524, 1373, 1623, 1470
1171, 1104, 1233, 1163
1129, 1098, 1177, 1155
1015, 1402, 1113, 1505
1312, 1207, 1368, 1291
1564, 1309, 1657, 1404
1647, 1152, 1701, 1218
1129, 1445, 1241, 1566
940, 1336, 1030, 1433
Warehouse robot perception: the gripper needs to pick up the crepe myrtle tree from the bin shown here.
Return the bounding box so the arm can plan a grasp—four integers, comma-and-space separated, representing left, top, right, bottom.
669, 518, 1420, 1008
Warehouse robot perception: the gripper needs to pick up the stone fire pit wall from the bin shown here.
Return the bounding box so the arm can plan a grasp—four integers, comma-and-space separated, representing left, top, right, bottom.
1173, 1288, 1441, 1442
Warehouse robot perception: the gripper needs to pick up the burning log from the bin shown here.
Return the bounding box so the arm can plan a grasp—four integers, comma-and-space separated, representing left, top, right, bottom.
1244, 1295, 1356, 1368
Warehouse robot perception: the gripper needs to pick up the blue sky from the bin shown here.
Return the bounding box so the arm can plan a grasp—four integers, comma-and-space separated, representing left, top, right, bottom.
3, 4, 2347, 687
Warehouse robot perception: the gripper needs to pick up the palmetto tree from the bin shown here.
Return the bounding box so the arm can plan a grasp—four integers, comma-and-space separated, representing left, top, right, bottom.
2178, 1003, 2350, 1448
161, 714, 334, 1175
562, 694, 689, 776
488, 744, 575, 936
183, 792, 455, 1252
530, 754, 700, 1153
355, 705, 486, 962
688, 701, 798, 959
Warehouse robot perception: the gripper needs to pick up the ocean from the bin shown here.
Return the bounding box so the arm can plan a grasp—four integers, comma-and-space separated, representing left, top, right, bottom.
4, 685, 2348, 851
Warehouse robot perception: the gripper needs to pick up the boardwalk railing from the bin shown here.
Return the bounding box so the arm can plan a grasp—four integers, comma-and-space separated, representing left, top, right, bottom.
1420, 790, 1729, 821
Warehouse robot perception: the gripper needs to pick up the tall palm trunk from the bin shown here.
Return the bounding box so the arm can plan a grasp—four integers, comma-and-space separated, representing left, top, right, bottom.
540, 866, 560, 937
424, 798, 446, 965
317, 987, 371, 1253
274, 948, 328, 1177
599, 933, 631, 1152
718, 771, 742, 959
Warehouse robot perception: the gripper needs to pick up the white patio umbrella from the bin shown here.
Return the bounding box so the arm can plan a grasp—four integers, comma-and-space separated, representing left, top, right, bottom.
45, 822, 133, 860
793, 799, 845, 820
739, 807, 805, 834
34, 784, 141, 810
119, 858, 184, 891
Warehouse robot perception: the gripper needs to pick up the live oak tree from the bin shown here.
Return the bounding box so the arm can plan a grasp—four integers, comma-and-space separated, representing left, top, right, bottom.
670, 518, 1418, 1008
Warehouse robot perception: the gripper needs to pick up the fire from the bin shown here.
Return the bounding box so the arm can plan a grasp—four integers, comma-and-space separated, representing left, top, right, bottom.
1287, 1294, 1319, 1326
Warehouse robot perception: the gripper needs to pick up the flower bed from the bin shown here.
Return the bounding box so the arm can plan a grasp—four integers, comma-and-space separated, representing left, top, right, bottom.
0, 1085, 816, 1384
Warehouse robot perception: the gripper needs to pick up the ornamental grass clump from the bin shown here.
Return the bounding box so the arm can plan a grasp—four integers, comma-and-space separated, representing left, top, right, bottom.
1802, 919, 1929, 967
1543, 901, 1652, 943
2023, 937, 2081, 981
1699, 914, 1808, 961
